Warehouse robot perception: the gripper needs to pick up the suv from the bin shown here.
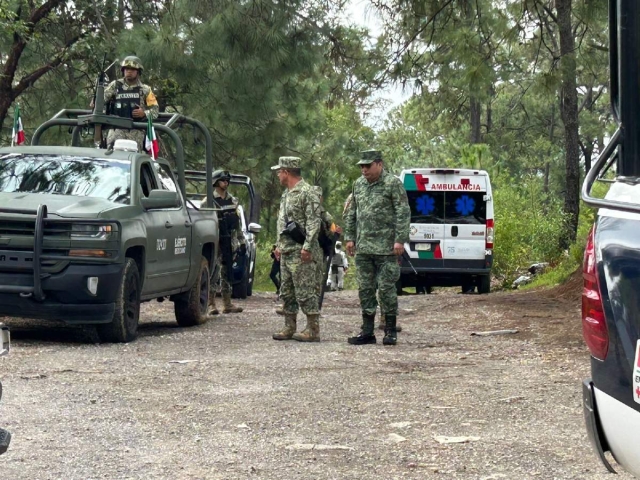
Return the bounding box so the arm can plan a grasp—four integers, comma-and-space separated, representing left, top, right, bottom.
398, 168, 494, 294
581, 1, 640, 476
0, 323, 10, 455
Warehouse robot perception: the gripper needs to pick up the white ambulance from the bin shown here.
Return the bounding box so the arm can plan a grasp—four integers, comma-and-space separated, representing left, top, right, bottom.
398, 168, 494, 294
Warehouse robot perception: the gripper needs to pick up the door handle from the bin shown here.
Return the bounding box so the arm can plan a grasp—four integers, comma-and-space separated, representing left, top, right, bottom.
451, 226, 458, 237
165, 221, 173, 229
184, 220, 192, 227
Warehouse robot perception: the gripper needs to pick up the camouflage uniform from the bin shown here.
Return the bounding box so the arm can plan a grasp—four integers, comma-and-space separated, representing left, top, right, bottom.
209, 188, 246, 315
104, 57, 159, 150
345, 150, 410, 345
271, 157, 322, 342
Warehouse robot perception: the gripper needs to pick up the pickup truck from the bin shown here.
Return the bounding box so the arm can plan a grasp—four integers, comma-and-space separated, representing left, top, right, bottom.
581, 0, 640, 475
0, 144, 218, 343
0, 323, 10, 455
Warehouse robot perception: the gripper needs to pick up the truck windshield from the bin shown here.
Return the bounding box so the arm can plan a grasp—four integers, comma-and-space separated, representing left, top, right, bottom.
0, 154, 131, 204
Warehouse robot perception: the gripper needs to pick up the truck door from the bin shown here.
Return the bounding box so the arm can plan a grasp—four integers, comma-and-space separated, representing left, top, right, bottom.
154, 163, 192, 290
138, 161, 169, 295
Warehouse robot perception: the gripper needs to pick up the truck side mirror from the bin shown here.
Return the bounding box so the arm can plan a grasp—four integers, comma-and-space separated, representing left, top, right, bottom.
248, 222, 262, 234
140, 190, 180, 210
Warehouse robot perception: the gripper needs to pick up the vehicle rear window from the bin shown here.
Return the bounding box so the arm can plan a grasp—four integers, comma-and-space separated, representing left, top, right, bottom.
444, 191, 486, 224
407, 191, 445, 224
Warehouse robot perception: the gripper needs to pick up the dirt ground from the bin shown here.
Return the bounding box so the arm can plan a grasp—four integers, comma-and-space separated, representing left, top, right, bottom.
0, 282, 631, 480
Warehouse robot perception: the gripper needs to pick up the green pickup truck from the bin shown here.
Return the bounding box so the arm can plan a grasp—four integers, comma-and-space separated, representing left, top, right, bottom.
0, 112, 219, 342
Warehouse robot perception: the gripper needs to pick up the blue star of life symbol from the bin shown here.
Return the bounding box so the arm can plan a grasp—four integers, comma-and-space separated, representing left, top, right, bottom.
455, 195, 476, 216
416, 195, 435, 215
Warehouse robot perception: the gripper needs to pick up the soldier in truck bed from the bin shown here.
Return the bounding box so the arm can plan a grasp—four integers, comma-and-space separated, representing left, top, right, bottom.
104, 56, 159, 149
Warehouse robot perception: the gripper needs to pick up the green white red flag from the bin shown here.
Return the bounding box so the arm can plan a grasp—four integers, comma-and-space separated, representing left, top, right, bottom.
12, 105, 25, 146
145, 115, 159, 160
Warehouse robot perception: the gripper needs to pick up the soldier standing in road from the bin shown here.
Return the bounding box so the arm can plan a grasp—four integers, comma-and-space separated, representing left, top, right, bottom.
209, 169, 246, 315
104, 56, 159, 150
271, 157, 323, 342
345, 150, 410, 346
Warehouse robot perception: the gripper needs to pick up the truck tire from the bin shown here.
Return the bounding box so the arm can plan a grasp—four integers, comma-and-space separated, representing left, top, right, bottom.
477, 275, 491, 294
97, 258, 140, 343
233, 260, 249, 299
174, 257, 210, 327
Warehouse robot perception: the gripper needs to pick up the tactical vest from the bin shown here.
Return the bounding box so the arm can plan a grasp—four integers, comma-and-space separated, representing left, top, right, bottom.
215, 195, 240, 231
112, 83, 143, 119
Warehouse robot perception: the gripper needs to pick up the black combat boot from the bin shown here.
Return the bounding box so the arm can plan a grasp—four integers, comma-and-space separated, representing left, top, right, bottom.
348, 313, 377, 345
383, 314, 398, 346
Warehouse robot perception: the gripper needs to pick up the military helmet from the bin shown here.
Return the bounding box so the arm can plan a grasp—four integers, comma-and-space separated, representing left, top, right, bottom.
121, 56, 144, 74
212, 169, 231, 186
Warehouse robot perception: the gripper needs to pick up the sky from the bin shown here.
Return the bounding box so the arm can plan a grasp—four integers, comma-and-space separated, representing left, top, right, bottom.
343, 0, 414, 128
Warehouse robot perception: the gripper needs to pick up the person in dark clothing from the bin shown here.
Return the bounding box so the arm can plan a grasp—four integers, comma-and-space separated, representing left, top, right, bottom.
269, 244, 281, 294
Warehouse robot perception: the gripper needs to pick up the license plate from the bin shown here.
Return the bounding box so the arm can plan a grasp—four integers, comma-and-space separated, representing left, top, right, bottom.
0, 326, 9, 356
415, 243, 431, 251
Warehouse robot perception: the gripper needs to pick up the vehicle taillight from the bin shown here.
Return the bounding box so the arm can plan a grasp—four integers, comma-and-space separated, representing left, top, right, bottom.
582, 225, 608, 361
486, 219, 494, 249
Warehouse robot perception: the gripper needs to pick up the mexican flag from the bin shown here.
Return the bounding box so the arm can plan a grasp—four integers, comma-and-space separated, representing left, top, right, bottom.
12, 105, 25, 146
145, 115, 159, 160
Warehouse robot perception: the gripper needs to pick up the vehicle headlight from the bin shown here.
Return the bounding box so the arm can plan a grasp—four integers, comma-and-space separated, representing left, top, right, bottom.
70, 224, 114, 240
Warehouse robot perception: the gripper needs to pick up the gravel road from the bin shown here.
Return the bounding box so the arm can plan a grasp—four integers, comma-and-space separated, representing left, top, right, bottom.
0, 286, 630, 479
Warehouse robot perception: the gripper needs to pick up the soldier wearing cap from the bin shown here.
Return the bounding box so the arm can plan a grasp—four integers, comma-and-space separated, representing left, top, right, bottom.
271, 157, 323, 342
209, 169, 246, 315
344, 150, 410, 346
104, 55, 159, 150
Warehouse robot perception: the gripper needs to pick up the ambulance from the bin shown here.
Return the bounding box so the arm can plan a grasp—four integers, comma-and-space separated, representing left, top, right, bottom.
398, 168, 494, 294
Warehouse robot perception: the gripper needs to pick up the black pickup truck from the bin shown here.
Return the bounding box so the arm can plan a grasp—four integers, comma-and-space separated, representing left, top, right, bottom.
581, 0, 640, 475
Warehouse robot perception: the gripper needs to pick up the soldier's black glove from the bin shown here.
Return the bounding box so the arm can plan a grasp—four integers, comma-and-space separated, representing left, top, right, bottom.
238, 244, 247, 256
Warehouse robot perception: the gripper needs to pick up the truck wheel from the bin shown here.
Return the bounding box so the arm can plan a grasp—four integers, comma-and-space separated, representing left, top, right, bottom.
477, 275, 491, 294
174, 257, 210, 327
98, 258, 140, 343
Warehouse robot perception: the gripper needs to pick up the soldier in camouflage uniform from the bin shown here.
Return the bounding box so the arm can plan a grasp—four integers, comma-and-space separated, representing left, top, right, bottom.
345, 150, 410, 346
209, 169, 246, 315
271, 157, 323, 342
104, 56, 159, 150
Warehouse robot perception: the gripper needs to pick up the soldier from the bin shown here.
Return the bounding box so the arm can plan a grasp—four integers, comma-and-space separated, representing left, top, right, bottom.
104, 56, 159, 150
345, 150, 410, 346
209, 169, 246, 315
271, 157, 322, 342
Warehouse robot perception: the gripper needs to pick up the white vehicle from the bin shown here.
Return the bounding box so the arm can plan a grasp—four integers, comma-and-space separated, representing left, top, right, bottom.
398, 168, 494, 294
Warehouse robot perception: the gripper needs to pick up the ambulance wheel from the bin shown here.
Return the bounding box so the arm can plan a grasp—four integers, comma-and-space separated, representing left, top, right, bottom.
477, 275, 491, 294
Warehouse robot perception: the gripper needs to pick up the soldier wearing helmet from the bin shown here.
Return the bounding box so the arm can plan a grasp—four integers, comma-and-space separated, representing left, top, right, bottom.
103, 55, 159, 150
209, 169, 246, 315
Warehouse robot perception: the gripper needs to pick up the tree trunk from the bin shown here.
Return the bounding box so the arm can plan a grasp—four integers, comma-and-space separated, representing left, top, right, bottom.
470, 97, 482, 144
556, 0, 580, 247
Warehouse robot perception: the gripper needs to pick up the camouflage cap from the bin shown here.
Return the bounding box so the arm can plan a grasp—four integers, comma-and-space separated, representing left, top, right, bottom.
357, 149, 383, 165
271, 156, 301, 170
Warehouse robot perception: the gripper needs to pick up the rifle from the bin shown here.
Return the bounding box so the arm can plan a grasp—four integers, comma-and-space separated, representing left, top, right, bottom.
92, 54, 108, 148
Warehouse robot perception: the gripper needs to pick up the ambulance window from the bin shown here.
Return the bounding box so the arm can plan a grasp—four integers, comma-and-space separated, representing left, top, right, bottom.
406, 191, 445, 224
444, 192, 486, 224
